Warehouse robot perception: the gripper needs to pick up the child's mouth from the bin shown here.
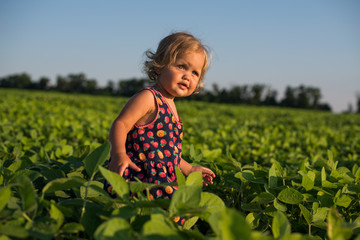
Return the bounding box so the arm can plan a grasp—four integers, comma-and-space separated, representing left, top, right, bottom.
178, 83, 188, 89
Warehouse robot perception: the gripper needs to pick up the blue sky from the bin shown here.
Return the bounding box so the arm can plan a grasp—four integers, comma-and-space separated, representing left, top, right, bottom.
1, 0, 359, 112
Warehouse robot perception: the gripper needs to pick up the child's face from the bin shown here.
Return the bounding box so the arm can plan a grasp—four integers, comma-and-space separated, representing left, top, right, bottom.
157, 51, 205, 98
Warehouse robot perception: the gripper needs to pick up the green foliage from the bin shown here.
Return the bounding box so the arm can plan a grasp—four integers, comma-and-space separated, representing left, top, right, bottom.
1, 89, 360, 239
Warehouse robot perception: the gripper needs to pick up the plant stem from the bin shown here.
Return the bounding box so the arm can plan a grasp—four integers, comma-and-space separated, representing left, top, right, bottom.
22, 212, 33, 223
80, 174, 93, 222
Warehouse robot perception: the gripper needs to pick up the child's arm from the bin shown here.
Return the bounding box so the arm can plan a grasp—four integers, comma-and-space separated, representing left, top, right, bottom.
180, 159, 215, 186
108, 90, 156, 176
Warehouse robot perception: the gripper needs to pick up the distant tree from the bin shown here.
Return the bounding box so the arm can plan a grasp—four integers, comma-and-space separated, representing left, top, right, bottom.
106, 80, 115, 94
85, 79, 97, 94
68, 73, 87, 92
263, 87, 278, 106
0, 73, 32, 88
212, 83, 221, 96
219, 89, 230, 103
38, 77, 50, 90
118, 78, 147, 96
307, 87, 321, 109
55, 73, 95, 93
250, 84, 265, 105
211, 83, 221, 102
56, 75, 69, 92
318, 103, 332, 112
357, 92, 360, 113
228, 86, 242, 103
238, 85, 250, 103
281, 86, 296, 107
296, 85, 310, 109
0, 72, 334, 112
280, 85, 330, 111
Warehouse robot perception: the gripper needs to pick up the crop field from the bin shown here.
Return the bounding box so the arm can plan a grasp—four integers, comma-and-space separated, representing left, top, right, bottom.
1, 88, 360, 240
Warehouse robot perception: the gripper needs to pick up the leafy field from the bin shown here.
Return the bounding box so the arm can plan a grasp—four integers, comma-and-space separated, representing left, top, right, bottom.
1, 89, 360, 240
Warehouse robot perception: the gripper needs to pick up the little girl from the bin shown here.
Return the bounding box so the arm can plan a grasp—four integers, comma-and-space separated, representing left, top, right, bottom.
106, 32, 215, 224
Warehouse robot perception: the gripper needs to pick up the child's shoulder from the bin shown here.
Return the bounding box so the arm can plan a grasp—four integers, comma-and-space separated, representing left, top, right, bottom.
127, 88, 157, 111
131, 88, 155, 101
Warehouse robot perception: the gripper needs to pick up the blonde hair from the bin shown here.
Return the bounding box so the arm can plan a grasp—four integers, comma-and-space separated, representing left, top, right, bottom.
144, 32, 210, 93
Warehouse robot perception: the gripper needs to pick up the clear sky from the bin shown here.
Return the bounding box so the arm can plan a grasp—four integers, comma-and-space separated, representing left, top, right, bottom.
1, 0, 359, 112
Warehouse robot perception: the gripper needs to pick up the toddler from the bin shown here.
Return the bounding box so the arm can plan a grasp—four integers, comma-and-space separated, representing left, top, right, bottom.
106, 32, 215, 225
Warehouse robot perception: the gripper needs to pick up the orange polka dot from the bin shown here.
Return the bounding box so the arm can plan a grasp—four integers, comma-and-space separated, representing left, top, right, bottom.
165, 186, 173, 194
107, 186, 113, 194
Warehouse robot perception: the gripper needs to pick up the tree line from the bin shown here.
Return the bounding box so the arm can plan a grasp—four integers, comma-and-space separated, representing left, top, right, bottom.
1, 72, 359, 113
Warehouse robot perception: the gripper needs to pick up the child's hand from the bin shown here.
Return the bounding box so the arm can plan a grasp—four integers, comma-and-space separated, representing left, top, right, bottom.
108, 152, 141, 176
190, 166, 215, 186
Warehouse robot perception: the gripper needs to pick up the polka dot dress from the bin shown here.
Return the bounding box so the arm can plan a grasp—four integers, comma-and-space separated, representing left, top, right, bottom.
105, 87, 185, 225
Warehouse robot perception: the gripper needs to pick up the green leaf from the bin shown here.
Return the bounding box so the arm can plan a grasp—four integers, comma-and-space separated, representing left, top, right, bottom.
169, 185, 201, 217
317, 192, 334, 207
312, 207, 328, 223
274, 198, 287, 212
142, 213, 181, 240
277, 188, 304, 204
336, 167, 354, 184
355, 168, 360, 182
272, 160, 284, 176
335, 195, 353, 208
246, 212, 260, 229
80, 180, 109, 199
241, 202, 262, 212
299, 158, 309, 172
189, 144, 196, 159
0, 222, 29, 238
251, 192, 275, 204
111, 206, 138, 220
62, 145, 73, 156
235, 170, 254, 182
327, 149, 334, 161
42, 177, 84, 194
94, 217, 134, 240
99, 166, 129, 200
60, 223, 84, 234
299, 204, 312, 225
272, 211, 291, 239
208, 208, 251, 240
321, 167, 327, 182
0, 235, 11, 240
327, 150, 335, 170
183, 216, 199, 230
0, 187, 11, 211
80, 203, 104, 237
322, 180, 338, 189
28, 216, 58, 240
175, 166, 185, 186
50, 203, 64, 231
129, 181, 157, 194
321, 167, 338, 188
235, 170, 265, 184
8, 160, 23, 173
269, 165, 278, 188
16, 175, 37, 212
84, 141, 110, 178
327, 208, 353, 240
185, 171, 202, 186
199, 192, 226, 221
302, 171, 315, 191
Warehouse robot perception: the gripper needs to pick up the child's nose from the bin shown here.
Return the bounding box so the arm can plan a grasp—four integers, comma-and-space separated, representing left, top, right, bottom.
182, 71, 190, 80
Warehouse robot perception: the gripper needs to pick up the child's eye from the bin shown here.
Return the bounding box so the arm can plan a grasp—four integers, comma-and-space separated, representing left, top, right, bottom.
177, 65, 185, 70
192, 71, 199, 76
